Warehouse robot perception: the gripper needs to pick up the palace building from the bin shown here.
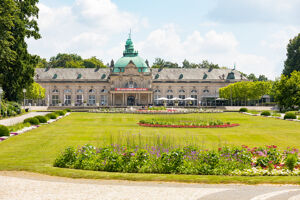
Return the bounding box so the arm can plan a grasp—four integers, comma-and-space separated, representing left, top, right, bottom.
35, 35, 245, 107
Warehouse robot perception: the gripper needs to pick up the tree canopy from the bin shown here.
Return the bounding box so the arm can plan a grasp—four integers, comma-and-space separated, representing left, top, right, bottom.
219, 81, 272, 102
37, 53, 107, 68
152, 58, 222, 69
25, 82, 45, 100
283, 33, 300, 76
0, 0, 40, 101
272, 71, 300, 109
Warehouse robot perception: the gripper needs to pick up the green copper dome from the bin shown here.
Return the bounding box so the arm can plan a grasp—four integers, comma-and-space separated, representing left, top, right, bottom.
114, 34, 149, 73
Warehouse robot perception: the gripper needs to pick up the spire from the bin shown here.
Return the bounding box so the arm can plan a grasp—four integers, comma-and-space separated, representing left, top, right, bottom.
123, 31, 138, 57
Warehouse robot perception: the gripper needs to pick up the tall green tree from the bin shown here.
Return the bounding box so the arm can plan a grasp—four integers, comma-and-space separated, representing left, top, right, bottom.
83, 57, 106, 68
49, 53, 82, 68
0, 0, 40, 101
26, 82, 45, 100
272, 71, 300, 109
283, 33, 300, 76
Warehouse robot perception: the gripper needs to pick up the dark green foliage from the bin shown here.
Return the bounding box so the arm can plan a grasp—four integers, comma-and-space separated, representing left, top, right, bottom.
23, 117, 39, 125
0, 0, 40, 101
285, 154, 298, 171
55, 110, 66, 116
0, 125, 9, 137
64, 108, 71, 112
34, 115, 48, 123
261, 111, 271, 116
239, 108, 248, 112
54, 144, 254, 175
283, 33, 300, 76
54, 147, 76, 168
0, 101, 22, 118
46, 113, 58, 119
284, 112, 297, 120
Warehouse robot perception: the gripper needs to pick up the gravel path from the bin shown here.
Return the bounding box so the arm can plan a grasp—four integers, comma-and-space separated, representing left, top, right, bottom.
0, 112, 50, 126
1, 172, 300, 200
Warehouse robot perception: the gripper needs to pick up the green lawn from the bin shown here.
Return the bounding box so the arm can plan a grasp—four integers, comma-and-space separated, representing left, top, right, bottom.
0, 112, 300, 184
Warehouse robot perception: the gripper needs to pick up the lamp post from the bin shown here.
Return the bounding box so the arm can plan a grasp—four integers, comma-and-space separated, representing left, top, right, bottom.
0, 87, 3, 118
22, 88, 27, 109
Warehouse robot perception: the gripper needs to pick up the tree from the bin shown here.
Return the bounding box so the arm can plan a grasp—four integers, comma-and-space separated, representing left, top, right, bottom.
49, 53, 82, 68
272, 71, 300, 109
83, 57, 106, 68
247, 73, 258, 81
198, 60, 220, 69
26, 82, 45, 100
258, 75, 268, 81
152, 58, 165, 68
283, 33, 300, 76
182, 59, 191, 68
219, 81, 272, 104
0, 0, 41, 101
36, 56, 48, 68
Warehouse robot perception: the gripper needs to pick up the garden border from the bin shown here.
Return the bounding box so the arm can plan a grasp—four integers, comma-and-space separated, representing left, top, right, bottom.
138, 123, 239, 128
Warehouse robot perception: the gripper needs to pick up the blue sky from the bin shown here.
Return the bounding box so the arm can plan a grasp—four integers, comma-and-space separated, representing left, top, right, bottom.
27, 0, 300, 79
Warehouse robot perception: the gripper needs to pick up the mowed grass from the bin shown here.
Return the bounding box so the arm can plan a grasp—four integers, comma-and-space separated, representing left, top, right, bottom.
0, 112, 300, 184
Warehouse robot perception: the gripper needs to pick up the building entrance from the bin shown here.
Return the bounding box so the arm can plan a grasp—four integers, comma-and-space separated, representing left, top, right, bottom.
127, 96, 135, 106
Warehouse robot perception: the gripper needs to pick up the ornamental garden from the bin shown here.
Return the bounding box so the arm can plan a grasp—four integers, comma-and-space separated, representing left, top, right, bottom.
1, 109, 300, 184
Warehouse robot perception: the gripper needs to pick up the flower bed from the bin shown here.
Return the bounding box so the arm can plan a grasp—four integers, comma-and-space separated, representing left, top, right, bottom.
54, 144, 300, 176
138, 118, 238, 128
138, 123, 239, 128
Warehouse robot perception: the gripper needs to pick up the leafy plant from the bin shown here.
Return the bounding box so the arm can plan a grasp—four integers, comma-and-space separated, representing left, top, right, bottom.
261, 111, 271, 116
284, 112, 297, 120
34, 115, 48, 123
46, 113, 58, 119
23, 117, 40, 125
239, 108, 248, 112
0, 125, 9, 137
285, 154, 298, 171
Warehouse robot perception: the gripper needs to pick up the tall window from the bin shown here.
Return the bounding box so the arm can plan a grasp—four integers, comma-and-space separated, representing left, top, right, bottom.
89, 95, 96, 105
100, 95, 107, 106
52, 95, 59, 105
64, 95, 71, 105
166, 95, 173, 99
154, 94, 161, 106
76, 95, 83, 105
191, 95, 198, 106
179, 95, 185, 106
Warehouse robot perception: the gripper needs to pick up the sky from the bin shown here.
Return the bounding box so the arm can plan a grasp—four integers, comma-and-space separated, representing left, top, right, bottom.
27, 0, 300, 80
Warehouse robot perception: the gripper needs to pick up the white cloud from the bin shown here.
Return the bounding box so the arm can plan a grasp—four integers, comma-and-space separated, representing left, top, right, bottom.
27, 0, 145, 59
137, 25, 276, 78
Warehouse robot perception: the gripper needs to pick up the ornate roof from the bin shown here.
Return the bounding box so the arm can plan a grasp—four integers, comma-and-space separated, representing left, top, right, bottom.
114, 34, 149, 73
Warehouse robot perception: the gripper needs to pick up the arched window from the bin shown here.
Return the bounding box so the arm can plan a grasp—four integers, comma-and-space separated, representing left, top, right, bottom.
154, 89, 161, 93
64, 89, 71, 93
52, 89, 59, 93
101, 89, 107, 93
203, 89, 209, 93
179, 89, 185, 93
125, 81, 137, 88
191, 90, 197, 93
77, 89, 83, 93
167, 89, 173, 93
89, 89, 95, 93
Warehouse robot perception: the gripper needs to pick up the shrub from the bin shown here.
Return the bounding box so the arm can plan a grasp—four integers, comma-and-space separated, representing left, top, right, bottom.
64, 108, 71, 112
239, 108, 248, 112
35, 115, 48, 123
261, 111, 271, 116
0, 125, 9, 137
46, 113, 58, 119
24, 117, 40, 125
285, 154, 298, 171
55, 110, 66, 116
284, 112, 297, 120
